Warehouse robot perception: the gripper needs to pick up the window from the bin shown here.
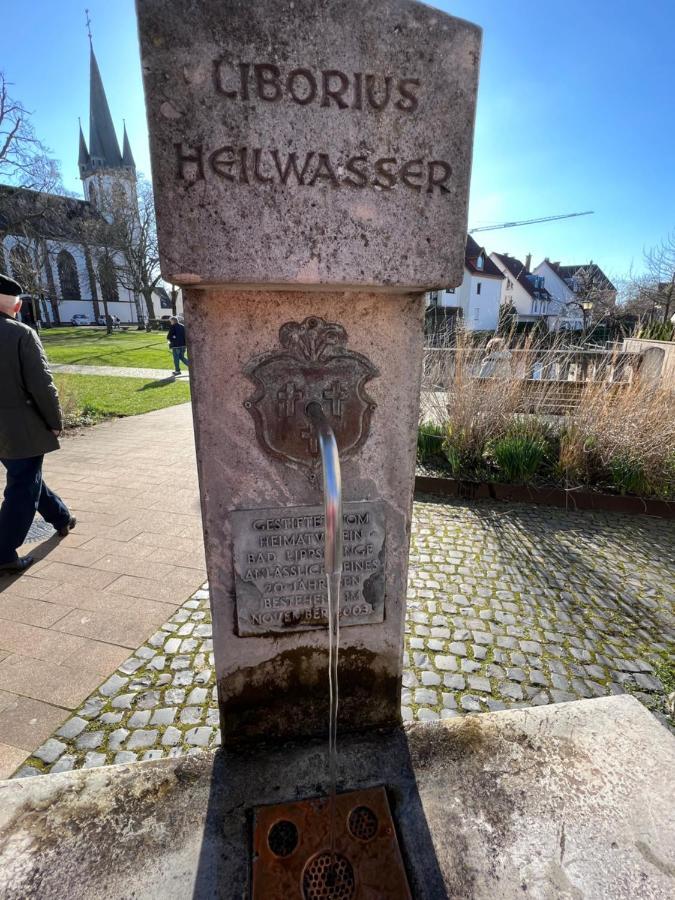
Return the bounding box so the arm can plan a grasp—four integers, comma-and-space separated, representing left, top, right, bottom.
476, 254, 484, 271
447, 287, 455, 294
473, 307, 480, 321
506, 279, 513, 290
89, 183, 97, 207
476, 282, 482, 295
57, 250, 81, 300
98, 256, 119, 301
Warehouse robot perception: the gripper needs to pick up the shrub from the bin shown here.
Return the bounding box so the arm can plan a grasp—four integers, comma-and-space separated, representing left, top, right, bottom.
564, 381, 675, 496
608, 453, 649, 496
486, 424, 549, 483
443, 424, 482, 478
556, 427, 598, 486
638, 321, 674, 342
417, 422, 445, 464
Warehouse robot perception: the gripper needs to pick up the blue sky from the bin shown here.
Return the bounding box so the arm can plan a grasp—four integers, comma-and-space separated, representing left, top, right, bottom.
2, 0, 674, 280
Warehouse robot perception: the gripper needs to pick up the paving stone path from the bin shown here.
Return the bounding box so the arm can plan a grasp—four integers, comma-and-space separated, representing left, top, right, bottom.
51, 363, 189, 380
14, 497, 674, 776
0, 404, 205, 780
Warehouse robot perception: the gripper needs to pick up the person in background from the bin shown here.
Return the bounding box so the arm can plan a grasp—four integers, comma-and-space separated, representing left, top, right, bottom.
167, 316, 189, 375
0, 273, 76, 573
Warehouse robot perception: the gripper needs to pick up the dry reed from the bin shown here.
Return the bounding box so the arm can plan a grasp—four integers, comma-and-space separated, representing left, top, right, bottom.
420, 327, 675, 496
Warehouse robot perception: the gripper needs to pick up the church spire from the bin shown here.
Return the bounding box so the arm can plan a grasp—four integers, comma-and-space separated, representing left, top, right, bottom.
78, 118, 90, 173
121, 121, 136, 171
88, 44, 123, 168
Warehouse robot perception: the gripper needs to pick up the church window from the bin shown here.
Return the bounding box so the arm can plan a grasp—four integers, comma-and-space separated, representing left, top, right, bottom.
89, 183, 97, 207
98, 255, 119, 301
57, 250, 81, 300
9, 245, 35, 292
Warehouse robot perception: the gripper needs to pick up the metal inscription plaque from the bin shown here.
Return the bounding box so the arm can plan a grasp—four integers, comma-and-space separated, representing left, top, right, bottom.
232, 501, 385, 636
244, 316, 378, 481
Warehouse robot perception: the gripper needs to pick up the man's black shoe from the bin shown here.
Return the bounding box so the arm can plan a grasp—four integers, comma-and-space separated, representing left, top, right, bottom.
58, 517, 77, 538
0, 555, 35, 574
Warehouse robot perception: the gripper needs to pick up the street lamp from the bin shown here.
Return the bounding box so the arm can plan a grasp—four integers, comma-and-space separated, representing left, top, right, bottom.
581, 299, 593, 332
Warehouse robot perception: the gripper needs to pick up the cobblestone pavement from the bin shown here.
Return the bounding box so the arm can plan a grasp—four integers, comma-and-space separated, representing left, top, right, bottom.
14, 498, 674, 776
15, 586, 218, 777
404, 498, 674, 729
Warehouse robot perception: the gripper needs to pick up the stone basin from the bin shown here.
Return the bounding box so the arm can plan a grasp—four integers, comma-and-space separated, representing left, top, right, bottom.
1, 695, 673, 898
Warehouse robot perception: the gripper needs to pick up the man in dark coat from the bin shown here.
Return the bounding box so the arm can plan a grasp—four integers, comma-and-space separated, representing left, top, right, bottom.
0, 273, 75, 573
167, 316, 189, 375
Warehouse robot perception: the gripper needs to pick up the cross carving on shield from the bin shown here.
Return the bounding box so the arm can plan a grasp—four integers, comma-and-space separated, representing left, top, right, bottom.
243, 317, 379, 478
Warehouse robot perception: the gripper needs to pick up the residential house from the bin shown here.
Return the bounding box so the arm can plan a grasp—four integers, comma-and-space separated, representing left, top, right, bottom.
428, 235, 504, 332
490, 252, 553, 328
534, 259, 617, 330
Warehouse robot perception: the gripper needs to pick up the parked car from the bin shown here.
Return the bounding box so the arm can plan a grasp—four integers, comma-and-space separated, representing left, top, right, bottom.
70, 314, 92, 326
96, 315, 107, 326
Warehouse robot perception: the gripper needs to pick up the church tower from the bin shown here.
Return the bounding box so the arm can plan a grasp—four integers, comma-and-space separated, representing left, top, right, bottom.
78, 44, 137, 216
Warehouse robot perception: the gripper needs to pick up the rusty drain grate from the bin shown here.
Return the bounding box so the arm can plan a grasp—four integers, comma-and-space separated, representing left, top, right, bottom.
303, 852, 355, 900
252, 786, 411, 899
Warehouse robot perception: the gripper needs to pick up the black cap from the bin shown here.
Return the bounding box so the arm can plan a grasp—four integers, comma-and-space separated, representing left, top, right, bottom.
0, 273, 23, 297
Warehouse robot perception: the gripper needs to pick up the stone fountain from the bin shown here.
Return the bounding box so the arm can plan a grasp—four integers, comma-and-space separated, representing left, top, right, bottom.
0, 2, 673, 897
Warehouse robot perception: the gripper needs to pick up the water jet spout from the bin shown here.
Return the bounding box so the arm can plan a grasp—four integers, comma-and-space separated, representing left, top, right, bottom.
305, 401, 343, 576
306, 400, 343, 862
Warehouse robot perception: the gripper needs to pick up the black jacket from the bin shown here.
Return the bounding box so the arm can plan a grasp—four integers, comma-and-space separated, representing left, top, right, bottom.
167, 322, 187, 349
0, 312, 62, 459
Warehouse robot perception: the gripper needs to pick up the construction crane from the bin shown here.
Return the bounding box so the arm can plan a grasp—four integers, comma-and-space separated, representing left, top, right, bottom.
469, 210, 594, 234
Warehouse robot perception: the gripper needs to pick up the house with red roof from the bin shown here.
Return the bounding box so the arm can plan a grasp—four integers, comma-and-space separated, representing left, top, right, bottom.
489, 251, 554, 329
533, 259, 617, 329
428, 235, 504, 331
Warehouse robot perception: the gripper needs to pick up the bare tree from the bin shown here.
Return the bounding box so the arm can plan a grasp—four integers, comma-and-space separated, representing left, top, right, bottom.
0, 70, 69, 325
620, 232, 675, 326
641, 233, 675, 325
109, 178, 161, 322
0, 72, 61, 191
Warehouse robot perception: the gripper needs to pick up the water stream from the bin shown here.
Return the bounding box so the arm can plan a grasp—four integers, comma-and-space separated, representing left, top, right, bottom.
326, 570, 341, 864
305, 402, 343, 872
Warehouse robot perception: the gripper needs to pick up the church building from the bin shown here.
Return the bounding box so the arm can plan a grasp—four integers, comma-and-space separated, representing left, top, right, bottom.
0, 45, 176, 326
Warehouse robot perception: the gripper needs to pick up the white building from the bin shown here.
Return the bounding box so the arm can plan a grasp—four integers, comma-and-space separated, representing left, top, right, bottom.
0, 45, 181, 326
489, 252, 553, 329
428, 236, 504, 331
533, 259, 616, 330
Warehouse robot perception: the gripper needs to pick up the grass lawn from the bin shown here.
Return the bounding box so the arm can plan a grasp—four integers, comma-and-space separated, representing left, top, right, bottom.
55, 373, 191, 424
42, 327, 174, 370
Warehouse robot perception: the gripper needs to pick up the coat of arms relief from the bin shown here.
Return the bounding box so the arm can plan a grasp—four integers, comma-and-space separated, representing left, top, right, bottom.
243, 316, 379, 480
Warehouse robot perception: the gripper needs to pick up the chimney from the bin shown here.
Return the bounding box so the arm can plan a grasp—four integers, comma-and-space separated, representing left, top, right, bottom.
525, 253, 532, 272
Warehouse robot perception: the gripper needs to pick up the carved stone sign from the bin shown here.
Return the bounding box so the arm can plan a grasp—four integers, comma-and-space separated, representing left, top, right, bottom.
244, 316, 378, 479
137, 0, 481, 290
232, 501, 385, 636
